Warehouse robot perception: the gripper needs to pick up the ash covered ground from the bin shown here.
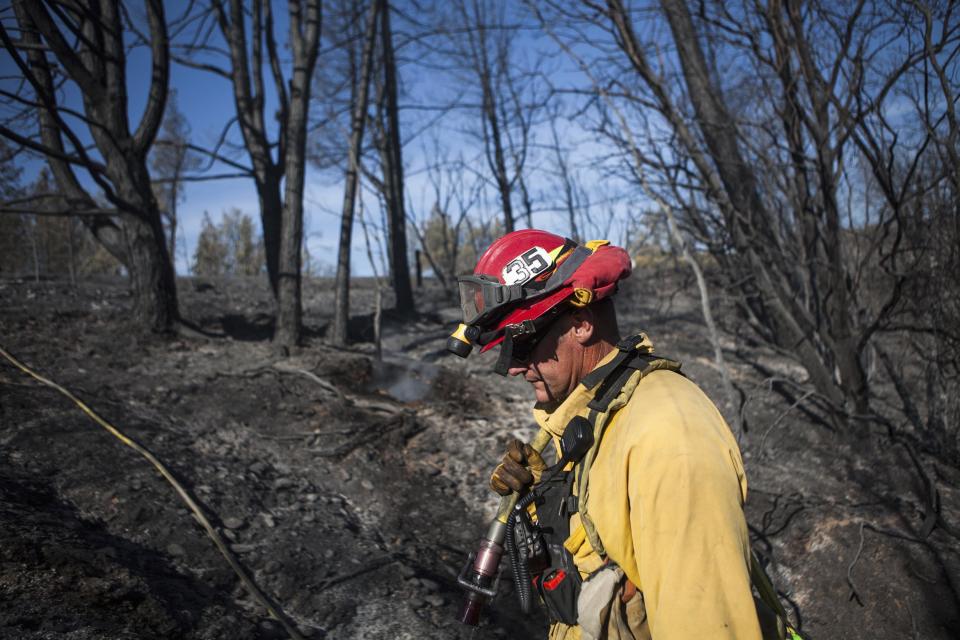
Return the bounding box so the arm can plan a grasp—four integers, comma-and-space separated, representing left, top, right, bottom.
1, 270, 958, 639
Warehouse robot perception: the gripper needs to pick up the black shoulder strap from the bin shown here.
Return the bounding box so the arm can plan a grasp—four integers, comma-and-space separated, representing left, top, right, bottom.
580, 335, 648, 391
572, 336, 683, 558
583, 335, 680, 415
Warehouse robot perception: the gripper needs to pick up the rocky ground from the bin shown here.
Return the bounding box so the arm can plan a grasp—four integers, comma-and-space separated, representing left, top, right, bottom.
1, 269, 958, 639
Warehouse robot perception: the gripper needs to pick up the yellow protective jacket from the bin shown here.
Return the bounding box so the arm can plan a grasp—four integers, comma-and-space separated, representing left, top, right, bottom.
533, 336, 763, 640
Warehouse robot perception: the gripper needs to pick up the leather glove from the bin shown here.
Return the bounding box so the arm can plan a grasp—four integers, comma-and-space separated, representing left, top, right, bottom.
490, 438, 547, 496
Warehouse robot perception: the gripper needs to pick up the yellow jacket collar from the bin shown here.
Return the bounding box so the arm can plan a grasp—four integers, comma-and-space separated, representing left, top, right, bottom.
532, 333, 654, 438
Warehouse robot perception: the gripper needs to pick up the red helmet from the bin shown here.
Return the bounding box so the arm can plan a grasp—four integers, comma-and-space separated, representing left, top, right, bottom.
448, 229, 631, 371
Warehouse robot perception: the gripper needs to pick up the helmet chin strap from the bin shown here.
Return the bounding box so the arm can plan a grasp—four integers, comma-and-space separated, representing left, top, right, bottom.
493, 331, 515, 376
493, 320, 537, 376
531, 362, 561, 407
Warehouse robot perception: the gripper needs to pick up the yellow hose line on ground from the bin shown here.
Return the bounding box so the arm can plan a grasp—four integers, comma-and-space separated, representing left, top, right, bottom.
0, 345, 305, 640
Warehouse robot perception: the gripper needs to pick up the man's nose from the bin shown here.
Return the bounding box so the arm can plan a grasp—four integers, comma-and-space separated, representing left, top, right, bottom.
506, 362, 528, 377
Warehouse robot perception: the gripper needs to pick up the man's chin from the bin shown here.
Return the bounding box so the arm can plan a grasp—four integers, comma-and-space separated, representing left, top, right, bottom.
533, 400, 560, 413
533, 397, 562, 412
530, 384, 563, 410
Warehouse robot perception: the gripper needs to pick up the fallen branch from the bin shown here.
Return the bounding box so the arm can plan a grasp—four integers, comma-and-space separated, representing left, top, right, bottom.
847, 522, 866, 606
759, 390, 815, 452
272, 362, 345, 401
859, 411, 960, 542
314, 556, 394, 592
311, 413, 422, 459
847, 520, 935, 607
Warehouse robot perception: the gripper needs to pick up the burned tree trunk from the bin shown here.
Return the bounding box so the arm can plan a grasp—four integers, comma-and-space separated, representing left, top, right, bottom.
592, 0, 874, 415
213, 0, 284, 298
256, 172, 283, 295
209, 0, 322, 347
332, 1, 380, 346
275, 0, 321, 348
378, 0, 415, 315
125, 213, 180, 331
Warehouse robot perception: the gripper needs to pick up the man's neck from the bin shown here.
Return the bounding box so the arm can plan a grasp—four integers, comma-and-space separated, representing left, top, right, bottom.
576, 336, 619, 384
535, 336, 620, 414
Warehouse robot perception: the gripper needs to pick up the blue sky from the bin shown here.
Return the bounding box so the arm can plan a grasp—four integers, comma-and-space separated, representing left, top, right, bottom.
2, 1, 946, 279
1, 1, 622, 277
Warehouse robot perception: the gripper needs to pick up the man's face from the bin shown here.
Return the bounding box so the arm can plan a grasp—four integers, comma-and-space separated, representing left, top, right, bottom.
506, 313, 583, 408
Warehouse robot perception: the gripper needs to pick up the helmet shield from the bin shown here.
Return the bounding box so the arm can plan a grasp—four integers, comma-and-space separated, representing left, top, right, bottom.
457, 276, 491, 325
457, 274, 524, 327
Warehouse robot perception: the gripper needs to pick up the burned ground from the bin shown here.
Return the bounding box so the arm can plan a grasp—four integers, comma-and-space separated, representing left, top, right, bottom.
1, 272, 958, 639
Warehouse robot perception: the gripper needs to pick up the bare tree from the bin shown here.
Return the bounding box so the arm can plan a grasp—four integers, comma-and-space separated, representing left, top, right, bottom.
373, 0, 415, 315
546, 107, 586, 241
184, 0, 321, 347
0, 0, 178, 332
447, 0, 542, 234
534, 0, 959, 431
409, 148, 484, 292
331, 1, 379, 346
275, 0, 322, 347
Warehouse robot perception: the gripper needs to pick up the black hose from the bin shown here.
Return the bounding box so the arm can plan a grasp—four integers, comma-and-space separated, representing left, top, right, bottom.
505, 462, 569, 615
506, 491, 538, 614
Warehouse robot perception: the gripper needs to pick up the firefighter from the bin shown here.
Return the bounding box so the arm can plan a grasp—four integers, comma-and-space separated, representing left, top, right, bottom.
450, 230, 788, 640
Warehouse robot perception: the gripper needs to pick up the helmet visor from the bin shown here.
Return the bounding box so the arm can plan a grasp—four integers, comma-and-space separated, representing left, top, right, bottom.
458, 274, 529, 327
457, 275, 496, 325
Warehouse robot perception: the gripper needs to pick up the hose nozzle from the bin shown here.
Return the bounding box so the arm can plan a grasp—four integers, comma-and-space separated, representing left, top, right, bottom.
456, 538, 504, 626
455, 430, 552, 626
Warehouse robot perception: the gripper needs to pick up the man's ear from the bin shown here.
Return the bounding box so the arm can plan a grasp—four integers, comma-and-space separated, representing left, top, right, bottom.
569, 307, 595, 345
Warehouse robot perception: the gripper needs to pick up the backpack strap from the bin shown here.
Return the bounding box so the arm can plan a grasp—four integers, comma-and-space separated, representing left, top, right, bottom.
574, 336, 682, 559
579, 335, 650, 391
